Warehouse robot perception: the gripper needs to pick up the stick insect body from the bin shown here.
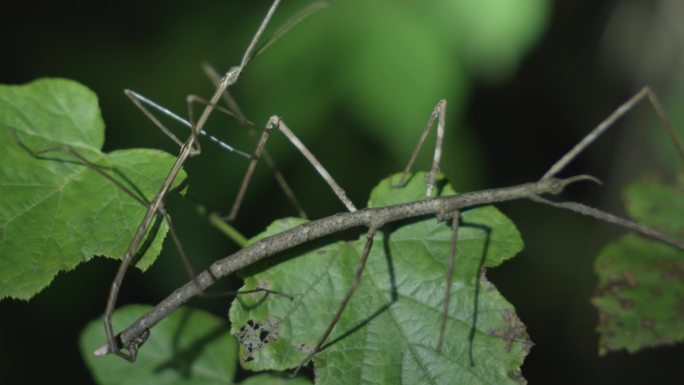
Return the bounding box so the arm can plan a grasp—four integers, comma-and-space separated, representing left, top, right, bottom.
59, 0, 684, 374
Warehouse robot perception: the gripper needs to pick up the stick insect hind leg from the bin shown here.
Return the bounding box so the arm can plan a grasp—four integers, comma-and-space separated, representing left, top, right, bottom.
184, 89, 307, 221
184, 91, 359, 216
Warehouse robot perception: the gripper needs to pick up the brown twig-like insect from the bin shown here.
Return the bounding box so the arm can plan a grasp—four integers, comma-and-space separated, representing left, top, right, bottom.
93, 78, 684, 369
5, 0, 663, 372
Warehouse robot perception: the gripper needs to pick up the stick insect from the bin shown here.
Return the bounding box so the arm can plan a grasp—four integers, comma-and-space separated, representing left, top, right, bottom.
74, 0, 684, 375
93, 79, 684, 373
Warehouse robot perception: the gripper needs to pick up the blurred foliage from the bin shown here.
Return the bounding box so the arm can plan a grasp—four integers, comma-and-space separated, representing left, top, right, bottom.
592, 176, 684, 354
238, 0, 551, 195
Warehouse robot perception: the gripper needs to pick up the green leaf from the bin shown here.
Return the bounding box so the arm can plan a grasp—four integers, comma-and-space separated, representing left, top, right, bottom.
240, 374, 312, 385
0, 78, 186, 300
623, 176, 684, 236
80, 305, 237, 385
230, 172, 529, 385
80, 305, 312, 385
592, 176, 684, 354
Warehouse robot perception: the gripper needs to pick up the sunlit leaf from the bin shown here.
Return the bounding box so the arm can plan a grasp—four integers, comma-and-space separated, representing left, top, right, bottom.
0, 78, 186, 300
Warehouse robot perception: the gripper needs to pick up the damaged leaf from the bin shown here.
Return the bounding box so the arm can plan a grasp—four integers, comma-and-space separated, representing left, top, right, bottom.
80, 305, 311, 385
593, 176, 684, 354
0, 78, 186, 300
230, 172, 529, 385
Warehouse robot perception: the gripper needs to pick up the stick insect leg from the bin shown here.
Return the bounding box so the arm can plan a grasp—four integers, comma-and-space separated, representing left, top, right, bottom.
202, 63, 307, 219
542, 86, 684, 180
185, 93, 306, 220
11, 129, 172, 360
228, 117, 276, 221
293, 226, 378, 376
275, 118, 358, 212
393, 100, 447, 197
437, 210, 460, 353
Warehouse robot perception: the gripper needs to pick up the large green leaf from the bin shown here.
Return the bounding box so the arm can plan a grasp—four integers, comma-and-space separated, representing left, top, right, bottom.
592, 176, 684, 354
80, 305, 311, 385
230, 173, 529, 385
0, 78, 186, 300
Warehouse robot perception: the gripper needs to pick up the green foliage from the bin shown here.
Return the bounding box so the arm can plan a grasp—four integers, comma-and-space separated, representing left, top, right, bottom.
230, 173, 529, 385
80, 304, 311, 385
241, 0, 551, 188
592, 176, 684, 354
0, 79, 186, 300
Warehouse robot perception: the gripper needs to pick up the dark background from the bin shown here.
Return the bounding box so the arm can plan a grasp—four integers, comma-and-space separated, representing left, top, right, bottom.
2, 0, 684, 384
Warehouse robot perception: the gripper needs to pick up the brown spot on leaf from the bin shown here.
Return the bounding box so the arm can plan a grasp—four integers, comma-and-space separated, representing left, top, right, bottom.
641, 318, 655, 330
623, 270, 637, 287
295, 342, 309, 352
489, 309, 531, 353
657, 259, 684, 282
620, 299, 634, 310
